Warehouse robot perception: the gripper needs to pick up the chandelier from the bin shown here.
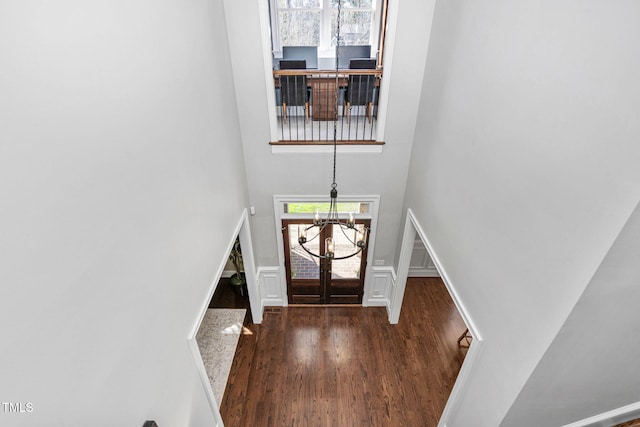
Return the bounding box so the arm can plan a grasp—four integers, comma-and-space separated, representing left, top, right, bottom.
297, 0, 369, 260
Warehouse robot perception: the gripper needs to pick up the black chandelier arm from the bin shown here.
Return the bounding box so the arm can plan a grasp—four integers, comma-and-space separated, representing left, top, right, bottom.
299, 223, 329, 243
298, 221, 368, 258
335, 221, 368, 246
301, 220, 365, 244
297, 241, 323, 259
298, 241, 364, 261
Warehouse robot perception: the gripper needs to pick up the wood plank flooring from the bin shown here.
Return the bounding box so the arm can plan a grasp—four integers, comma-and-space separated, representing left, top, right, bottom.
614, 420, 640, 427
219, 277, 467, 427
209, 277, 252, 325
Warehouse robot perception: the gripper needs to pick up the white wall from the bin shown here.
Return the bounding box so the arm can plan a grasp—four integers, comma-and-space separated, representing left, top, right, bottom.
222, 0, 436, 276
0, 1, 248, 425
402, 1, 640, 426
502, 201, 640, 426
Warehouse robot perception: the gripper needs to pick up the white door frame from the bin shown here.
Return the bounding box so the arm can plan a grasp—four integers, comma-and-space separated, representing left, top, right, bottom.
189, 208, 261, 327
273, 195, 380, 306
187, 208, 260, 427
237, 210, 261, 324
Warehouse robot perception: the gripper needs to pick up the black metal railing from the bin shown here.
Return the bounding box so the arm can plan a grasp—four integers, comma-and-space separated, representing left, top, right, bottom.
272, 69, 383, 144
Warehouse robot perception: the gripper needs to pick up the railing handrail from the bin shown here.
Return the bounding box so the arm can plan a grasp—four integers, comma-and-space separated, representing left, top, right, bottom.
273, 68, 383, 78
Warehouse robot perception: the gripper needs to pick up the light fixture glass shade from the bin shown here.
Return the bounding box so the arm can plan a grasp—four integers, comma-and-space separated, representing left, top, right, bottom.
325, 237, 335, 259
298, 225, 307, 244
356, 228, 366, 248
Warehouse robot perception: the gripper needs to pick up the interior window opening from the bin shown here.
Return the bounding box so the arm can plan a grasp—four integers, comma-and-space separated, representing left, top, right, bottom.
269, 0, 388, 66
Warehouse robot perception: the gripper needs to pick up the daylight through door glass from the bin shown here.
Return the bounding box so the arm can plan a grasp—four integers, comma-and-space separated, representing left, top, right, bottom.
288, 224, 320, 279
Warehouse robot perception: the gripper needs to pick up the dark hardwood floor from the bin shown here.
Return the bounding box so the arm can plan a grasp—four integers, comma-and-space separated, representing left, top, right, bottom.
209, 277, 252, 326
219, 277, 467, 427
614, 420, 640, 427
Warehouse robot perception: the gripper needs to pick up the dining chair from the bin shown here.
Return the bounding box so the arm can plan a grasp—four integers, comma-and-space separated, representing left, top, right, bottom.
279, 59, 309, 124
344, 58, 377, 124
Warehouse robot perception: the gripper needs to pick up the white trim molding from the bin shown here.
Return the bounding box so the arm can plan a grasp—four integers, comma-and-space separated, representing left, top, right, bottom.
408, 236, 440, 277
190, 210, 248, 339
258, 266, 285, 308
187, 338, 225, 425
271, 145, 384, 155
367, 266, 395, 310
401, 209, 481, 339
394, 208, 485, 427
562, 401, 640, 427
187, 208, 258, 426
187, 207, 262, 330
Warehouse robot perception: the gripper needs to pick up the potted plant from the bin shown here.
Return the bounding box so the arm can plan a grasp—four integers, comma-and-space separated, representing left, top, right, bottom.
228, 237, 247, 296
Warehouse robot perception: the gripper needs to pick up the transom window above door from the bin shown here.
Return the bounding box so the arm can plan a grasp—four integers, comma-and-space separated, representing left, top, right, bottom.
284, 201, 370, 214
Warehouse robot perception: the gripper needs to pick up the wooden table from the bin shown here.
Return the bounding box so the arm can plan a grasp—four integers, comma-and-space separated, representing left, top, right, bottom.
308, 76, 348, 121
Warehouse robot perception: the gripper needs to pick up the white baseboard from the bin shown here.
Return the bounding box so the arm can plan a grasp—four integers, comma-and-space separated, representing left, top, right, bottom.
562, 401, 640, 427
408, 268, 440, 277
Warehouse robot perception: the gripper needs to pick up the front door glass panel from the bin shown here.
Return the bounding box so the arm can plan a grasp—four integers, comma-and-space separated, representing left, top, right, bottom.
330, 224, 364, 280
283, 218, 369, 304
288, 224, 320, 280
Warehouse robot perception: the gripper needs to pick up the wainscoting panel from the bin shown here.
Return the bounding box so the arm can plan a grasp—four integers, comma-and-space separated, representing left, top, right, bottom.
258, 267, 285, 307
367, 266, 395, 310
409, 237, 440, 277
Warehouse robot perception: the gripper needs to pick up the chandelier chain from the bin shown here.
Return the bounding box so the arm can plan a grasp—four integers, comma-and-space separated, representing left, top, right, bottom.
296, 0, 368, 261
332, 0, 341, 188
332, 0, 342, 188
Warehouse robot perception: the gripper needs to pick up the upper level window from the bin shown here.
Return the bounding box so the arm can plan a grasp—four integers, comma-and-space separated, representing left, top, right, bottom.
330, 0, 375, 46
276, 0, 321, 47
271, 0, 380, 57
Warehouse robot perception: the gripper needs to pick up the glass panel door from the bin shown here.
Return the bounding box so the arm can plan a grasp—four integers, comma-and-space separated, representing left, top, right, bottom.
288, 223, 320, 280
283, 220, 325, 304
326, 220, 369, 304
282, 219, 369, 304
330, 222, 366, 279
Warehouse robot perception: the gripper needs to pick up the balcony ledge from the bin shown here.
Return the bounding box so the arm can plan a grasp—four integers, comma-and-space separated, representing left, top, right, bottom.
269, 140, 385, 154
